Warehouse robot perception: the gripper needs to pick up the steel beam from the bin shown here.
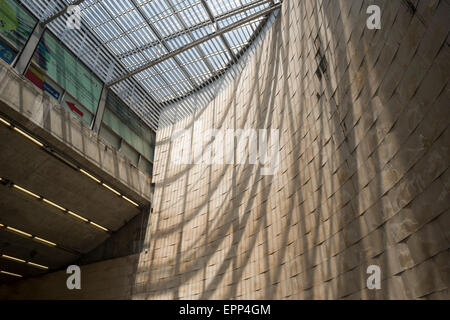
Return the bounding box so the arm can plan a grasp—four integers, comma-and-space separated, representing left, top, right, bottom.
107, 3, 281, 87
91, 85, 107, 133
129, 0, 199, 92
117, 0, 273, 60
42, 0, 85, 25
13, 23, 44, 75
200, 0, 238, 63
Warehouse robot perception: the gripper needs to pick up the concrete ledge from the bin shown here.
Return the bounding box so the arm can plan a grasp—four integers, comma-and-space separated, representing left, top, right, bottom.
0, 60, 152, 205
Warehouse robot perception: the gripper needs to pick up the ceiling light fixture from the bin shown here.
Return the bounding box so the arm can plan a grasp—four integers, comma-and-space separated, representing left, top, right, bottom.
27, 262, 49, 270
0, 117, 11, 126
89, 221, 108, 232
1, 254, 26, 263
102, 183, 121, 196
12, 184, 41, 199
0, 270, 22, 277
34, 237, 57, 247
13, 127, 44, 147
68, 210, 89, 222
80, 169, 101, 183
6, 226, 32, 238
122, 195, 139, 207
42, 198, 66, 211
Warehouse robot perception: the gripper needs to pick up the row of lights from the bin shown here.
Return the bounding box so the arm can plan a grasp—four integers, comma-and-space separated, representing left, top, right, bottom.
0, 258, 47, 279
0, 270, 22, 278
0, 177, 109, 232
0, 224, 50, 279
0, 115, 141, 208
79, 169, 139, 207
1, 253, 48, 270
0, 223, 57, 247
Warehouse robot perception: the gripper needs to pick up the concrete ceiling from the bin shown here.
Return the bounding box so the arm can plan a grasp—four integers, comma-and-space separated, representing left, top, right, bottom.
0, 122, 144, 283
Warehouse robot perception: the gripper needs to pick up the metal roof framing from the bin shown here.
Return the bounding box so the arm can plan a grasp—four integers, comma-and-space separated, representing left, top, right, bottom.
19, 0, 282, 130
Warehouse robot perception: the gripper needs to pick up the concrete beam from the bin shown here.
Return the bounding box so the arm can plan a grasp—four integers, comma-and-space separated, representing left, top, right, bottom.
13, 23, 44, 75
91, 86, 107, 133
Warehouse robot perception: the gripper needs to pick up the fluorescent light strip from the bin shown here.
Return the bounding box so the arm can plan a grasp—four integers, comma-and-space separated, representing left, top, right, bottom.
89, 221, 108, 232
11, 185, 107, 232
27, 262, 49, 270
81, 169, 140, 207
102, 183, 121, 196
13, 127, 44, 147
68, 210, 88, 222
0, 270, 22, 278
2, 254, 25, 263
0, 117, 11, 126
1, 253, 49, 270
0, 224, 57, 248
34, 237, 57, 247
80, 169, 101, 183
2, 118, 139, 211
12, 184, 41, 199
6, 226, 32, 238
42, 198, 66, 211
122, 195, 139, 207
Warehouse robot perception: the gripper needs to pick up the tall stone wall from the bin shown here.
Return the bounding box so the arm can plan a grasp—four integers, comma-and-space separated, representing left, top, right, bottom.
135, 0, 449, 299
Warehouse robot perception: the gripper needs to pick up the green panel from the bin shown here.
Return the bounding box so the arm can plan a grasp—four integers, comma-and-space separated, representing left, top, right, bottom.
0, 0, 36, 51
62, 93, 93, 127
32, 32, 102, 115
103, 90, 155, 162
25, 64, 63, 101
102, 107, 153, 160
99, 124, 121, 150
120, 141, 139, 166
138, 156, 153, 176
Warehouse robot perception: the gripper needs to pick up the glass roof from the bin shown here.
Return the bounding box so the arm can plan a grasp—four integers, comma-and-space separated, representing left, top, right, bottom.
20, 0, 281, 130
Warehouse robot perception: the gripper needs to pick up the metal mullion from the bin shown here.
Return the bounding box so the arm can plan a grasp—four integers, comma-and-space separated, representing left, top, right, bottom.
151, 66, 181, 99
226, 17, 263, 52
199, 0, 237, 63
137, 0, 202, 25
42, 0, 86, 25
96, 0, 147, 70
44, 0, 165, 129
107, 3, 281, 86
96, 7, 144, 45
179, 2, 220, 75
147, 73, 193, 90
166, 0, 216, 80
117, 0, 272, 59
83, 1, 114, 26
179, 48, 230, 67
202, 37, 228, 69
102, 22, 149, 46
236, 1, 260, 42
142, 63, 223, 85
129, 0, 196, 94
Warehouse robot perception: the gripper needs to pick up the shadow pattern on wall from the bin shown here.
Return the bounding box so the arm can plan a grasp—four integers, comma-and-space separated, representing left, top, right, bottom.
134, 0, 449, 300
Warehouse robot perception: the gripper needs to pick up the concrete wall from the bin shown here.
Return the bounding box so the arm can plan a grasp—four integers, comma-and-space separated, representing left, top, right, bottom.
0, 60, 152, 204
134, 0, 449, 299
1, 254, 139, 299
1, 0, 448, 300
